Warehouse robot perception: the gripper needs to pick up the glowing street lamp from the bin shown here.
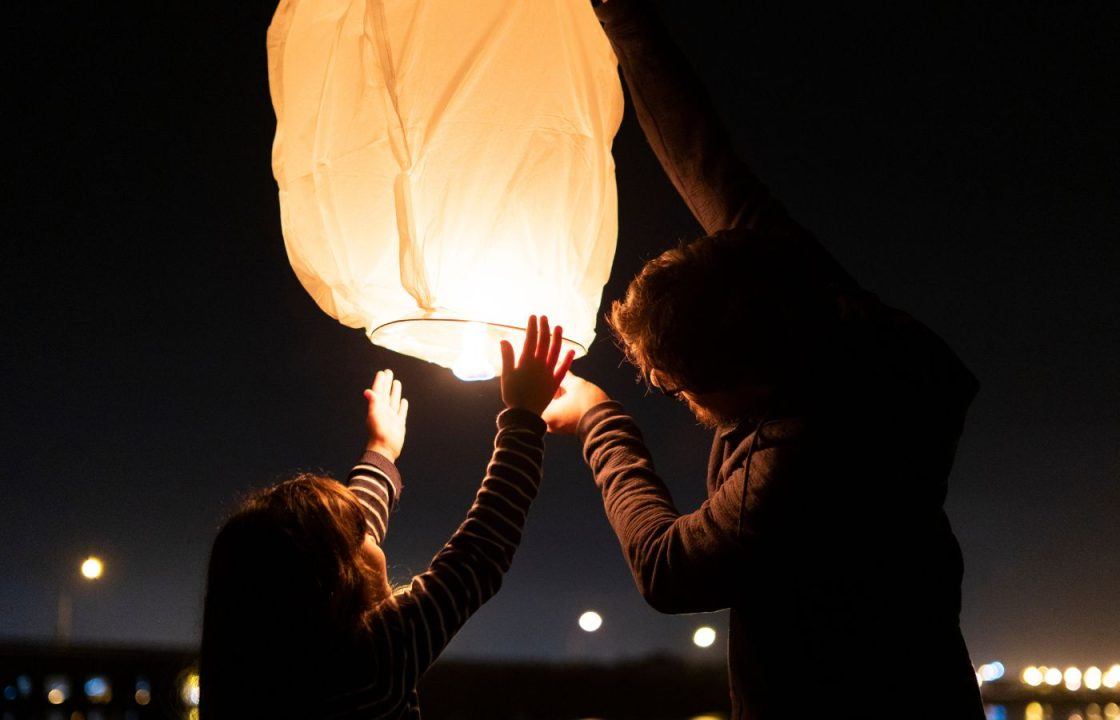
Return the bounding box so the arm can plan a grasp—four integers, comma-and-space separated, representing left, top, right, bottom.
578, 611, 603, 633
692, 626, 717, 648
57, 554, 106, 644
1022, 666, 1044, 687
1064, 666, 1082, 692
80, 556, 104, 580
267, 0, 624, 380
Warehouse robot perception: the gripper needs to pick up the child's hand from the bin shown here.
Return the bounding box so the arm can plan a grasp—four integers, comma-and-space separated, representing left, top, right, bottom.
363, 369, 408, 462
500, 315, 576, 416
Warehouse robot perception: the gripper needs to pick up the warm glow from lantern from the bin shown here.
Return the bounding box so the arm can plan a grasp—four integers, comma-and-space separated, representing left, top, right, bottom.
81, 556, 103, 580
268, 1, 623, 377
451, 323, 496, 382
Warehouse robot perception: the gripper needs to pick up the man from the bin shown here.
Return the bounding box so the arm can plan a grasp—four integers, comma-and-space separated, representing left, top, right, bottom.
542, 1, 985, 717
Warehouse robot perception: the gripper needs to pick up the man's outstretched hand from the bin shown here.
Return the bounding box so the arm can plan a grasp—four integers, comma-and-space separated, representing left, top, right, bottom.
542, 373, 610, 435
364, 369, 408, 462
500, 315, 576, 416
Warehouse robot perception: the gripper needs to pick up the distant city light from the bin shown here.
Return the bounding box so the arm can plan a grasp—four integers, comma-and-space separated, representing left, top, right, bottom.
1065, 666, 1083, 692
84, 676, 111, 704
45, 676, 69, 705
181, 671, 200, 707
979, 661, 1005, 681
578, 611, 602, 633
81, 556, 104, 580
135, 678, 152, 706
1022, 666, 1043, 686
692, 626, 717, 648
1044, 667, 1063, 686
1085, 666, 1103, 691
1104, 665, 1120, 690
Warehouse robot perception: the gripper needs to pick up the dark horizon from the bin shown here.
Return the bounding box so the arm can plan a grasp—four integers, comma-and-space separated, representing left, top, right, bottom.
2, 1, 1117, 671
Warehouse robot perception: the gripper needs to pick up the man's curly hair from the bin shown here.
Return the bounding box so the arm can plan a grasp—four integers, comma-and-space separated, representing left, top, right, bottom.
608, 228, 836, 394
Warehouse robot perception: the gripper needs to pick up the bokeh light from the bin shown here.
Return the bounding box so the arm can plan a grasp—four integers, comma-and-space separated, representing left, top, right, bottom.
692, 626, 717, 648
181, 671, 200, 707
1022, 666, 1044, 686
1065, 666, 1083, 692
1085, 666, 1103, 691
1103, 665, 1120, 690
578, 611, 602, 632
1026, 702, 1044, 720
135, 678, 151, 706
1045, 667, 1063, 686
979, 661, 1005, 681
80, 556, 103, 580
84, 676, 111, 703
45, 676, 69, 705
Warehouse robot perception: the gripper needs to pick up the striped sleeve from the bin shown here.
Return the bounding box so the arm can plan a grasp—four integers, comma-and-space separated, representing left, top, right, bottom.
392, 407, 546, 685
346, 450, 402, 545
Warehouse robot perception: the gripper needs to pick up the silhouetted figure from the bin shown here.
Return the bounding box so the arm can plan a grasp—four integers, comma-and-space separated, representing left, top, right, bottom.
544, 2, 985, 717
201, 317, 572, 719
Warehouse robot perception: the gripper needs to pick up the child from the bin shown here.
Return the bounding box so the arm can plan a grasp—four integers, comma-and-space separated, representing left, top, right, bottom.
200, 315, 573, 719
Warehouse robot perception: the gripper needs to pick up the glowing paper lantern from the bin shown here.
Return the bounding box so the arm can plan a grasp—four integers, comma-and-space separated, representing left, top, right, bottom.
267, 0, 623, 378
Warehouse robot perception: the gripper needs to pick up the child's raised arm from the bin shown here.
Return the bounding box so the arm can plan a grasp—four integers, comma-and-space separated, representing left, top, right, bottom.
387, 316, 571, 687
347, 369, 408, 544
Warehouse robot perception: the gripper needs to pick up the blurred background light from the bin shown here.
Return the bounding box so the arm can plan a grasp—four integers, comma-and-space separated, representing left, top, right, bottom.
692, 626, 717, 648
80, 556, 103, 580
1045, 667, 1063, 686
1085, 666, 1103, 691
135, 678, 151, 706
578, 611, 602, 633
84, 675, 111, 703
181, 671, 200, 707
1066, 666, 1083, 691
1022, 666, 1044, 686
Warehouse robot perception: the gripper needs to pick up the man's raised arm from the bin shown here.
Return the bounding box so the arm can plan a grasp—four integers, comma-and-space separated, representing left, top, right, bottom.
595, 0, 854, 288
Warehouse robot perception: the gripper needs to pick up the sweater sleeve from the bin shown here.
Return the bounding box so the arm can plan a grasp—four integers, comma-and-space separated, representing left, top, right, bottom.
388, 408, 546, 686
596, 0, 854, 289
346, 450, 403, 545
577, 401, 780, 614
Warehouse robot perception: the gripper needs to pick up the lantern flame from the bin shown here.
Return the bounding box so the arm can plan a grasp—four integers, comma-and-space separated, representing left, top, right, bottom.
451, 323, 496, 382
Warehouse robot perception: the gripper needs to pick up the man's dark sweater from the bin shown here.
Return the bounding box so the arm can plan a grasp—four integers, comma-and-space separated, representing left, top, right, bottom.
582, 2, 985, 718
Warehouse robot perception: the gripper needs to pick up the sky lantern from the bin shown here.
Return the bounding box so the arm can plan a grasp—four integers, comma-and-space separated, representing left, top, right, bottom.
267, 0, 623, 379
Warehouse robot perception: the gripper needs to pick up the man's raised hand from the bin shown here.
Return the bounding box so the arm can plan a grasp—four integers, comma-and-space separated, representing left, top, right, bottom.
542, 373, 611, 435
364, 369, 408, 462
500, 315, 576, 416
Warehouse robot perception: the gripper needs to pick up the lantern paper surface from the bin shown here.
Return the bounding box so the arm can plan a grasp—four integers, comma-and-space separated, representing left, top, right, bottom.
267, 0, 623, 376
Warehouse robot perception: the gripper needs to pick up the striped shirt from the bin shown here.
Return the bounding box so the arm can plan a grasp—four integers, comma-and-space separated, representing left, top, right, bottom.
322, 408, 546, 719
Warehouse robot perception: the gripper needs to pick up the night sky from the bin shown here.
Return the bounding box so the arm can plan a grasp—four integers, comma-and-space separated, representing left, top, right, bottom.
3, 2, 1117, 670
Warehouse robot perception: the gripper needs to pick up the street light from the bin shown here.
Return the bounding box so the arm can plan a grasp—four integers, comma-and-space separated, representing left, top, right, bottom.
80, 556, 103, 580
57, 555, 105, 643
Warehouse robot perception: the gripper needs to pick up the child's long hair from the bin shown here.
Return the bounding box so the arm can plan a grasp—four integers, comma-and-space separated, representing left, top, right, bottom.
199, 474, 385, 718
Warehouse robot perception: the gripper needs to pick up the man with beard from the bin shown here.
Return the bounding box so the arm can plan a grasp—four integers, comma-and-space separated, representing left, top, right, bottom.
542, 1, 986, 717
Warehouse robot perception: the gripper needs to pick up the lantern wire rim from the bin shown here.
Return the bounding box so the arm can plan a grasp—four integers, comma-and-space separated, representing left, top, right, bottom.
367, 317, 589, 356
